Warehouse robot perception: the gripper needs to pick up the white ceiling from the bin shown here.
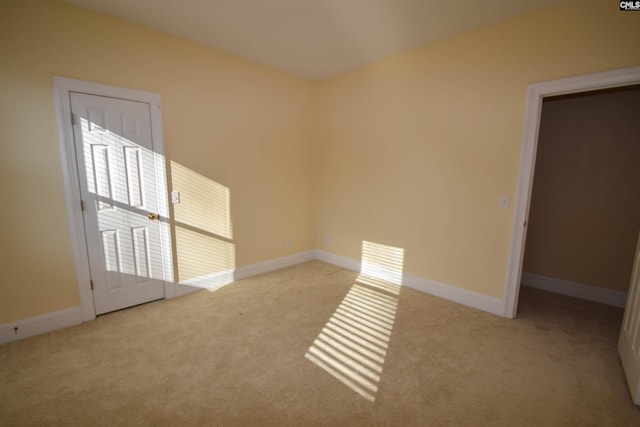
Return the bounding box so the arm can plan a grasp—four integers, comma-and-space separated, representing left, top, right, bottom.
63, 0, 567, 80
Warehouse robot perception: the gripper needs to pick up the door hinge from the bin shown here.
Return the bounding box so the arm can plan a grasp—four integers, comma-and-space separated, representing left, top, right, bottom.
71, 113, 75, 126
80, 200, 85, 211
90, 279, 94, 291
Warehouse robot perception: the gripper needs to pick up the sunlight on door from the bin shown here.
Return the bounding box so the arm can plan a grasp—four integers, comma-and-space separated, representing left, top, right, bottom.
80, 115, 173, 285
305, 241, 404, 401
74, 90, 241, 316
83, 119, 236, 293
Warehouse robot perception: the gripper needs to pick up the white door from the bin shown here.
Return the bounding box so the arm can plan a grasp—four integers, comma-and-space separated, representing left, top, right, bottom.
71, 92, 166, 315
619, 230, 640, 405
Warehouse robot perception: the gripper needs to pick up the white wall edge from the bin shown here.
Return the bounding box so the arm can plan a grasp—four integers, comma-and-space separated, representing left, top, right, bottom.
53, 77, 96, 322
315, 250, 505, 316
0, 307, 84, 346
522, 273, 627, 308
234, 250, 316, 281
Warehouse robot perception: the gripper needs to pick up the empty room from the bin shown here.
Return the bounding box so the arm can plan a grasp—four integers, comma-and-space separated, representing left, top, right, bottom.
1, 0, 640, 425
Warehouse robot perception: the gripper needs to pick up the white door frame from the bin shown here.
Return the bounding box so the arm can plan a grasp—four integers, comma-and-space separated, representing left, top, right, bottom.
53, 77, 175, 321
503, 66, 640, 318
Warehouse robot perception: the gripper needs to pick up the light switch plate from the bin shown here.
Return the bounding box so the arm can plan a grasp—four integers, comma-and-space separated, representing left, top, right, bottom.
171, 191, 180, 204
499, 195, 510, 209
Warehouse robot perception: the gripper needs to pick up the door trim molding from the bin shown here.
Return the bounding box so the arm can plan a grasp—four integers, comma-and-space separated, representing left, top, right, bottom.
53, 77, 174, 321
503, 66, 640, 318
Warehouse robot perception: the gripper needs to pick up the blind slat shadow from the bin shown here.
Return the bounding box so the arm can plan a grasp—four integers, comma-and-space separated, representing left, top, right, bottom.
305, 241, 404, 402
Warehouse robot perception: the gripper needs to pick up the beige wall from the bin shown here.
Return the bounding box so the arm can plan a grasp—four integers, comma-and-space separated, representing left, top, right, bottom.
0, 0, 316, 323
315, 0, 640, 298
523, 87, 640, 291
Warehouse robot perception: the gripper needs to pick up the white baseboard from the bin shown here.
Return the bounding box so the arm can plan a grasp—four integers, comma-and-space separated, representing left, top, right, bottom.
234, 250, 316, 280
175, 251, 317, 295
315, 249, 360, 271
176, 269, 235, 297
314, 250, 505, 316
174, 282, 204, 298
402, 273, 505, 316
521, 273, 627, 307
1, 248, 514, 346
0, 306, 83, 345
0, 251, 317, 344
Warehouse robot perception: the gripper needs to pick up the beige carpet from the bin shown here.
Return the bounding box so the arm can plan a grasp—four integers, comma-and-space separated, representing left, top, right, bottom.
1, 261, 639, 426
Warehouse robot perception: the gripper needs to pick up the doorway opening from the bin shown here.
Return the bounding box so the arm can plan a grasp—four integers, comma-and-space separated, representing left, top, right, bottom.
503, 66, 640, 405
503, 66, 640, 319
519, 85, 640, 311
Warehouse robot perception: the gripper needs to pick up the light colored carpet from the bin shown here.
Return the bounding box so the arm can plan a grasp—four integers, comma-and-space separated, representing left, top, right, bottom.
1, 261, 639, 426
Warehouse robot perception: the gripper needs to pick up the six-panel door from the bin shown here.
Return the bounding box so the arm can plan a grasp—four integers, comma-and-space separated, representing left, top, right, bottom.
71, 92, 165, 315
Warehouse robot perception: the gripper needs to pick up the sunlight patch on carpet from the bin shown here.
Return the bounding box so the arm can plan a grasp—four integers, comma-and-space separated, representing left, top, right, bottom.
305, 241, 404, 402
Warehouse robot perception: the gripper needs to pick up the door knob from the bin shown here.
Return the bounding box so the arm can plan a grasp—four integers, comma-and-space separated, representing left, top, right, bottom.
148, 213, 158, 220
